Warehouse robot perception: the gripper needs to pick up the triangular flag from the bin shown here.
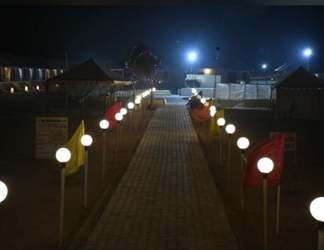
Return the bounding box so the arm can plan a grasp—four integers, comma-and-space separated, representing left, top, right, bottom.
241, 133, 285, 187
209, 108, 225, 139
192, 99, 213, 122
64, 121, 85, 176
104, 101, 122, 129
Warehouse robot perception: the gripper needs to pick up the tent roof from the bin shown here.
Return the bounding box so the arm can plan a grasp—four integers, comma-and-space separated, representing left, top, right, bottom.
48, 58, 130, 83
272, 66, 324, 89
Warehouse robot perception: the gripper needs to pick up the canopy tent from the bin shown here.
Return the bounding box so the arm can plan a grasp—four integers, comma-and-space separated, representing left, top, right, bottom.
46, 58, 131, 98
270, 66, 324, 120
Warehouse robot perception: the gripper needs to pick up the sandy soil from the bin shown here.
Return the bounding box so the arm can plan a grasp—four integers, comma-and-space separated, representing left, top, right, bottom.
0, 91, 323, 250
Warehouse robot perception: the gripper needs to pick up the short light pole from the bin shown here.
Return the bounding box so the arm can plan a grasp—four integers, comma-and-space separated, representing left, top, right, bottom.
120, 107, 128, 138
217, 117, 226, 168
135, 97, 141, 133
237, 137, 250, 211
114, 112, 123, 164
257, 157, 274, 250
127, 102, 134, 133
55, 147, 71, 248
310, 197, 324, 250
209, 105, 217, 133
99, 119, 109, 187
81, 134, 93, 209
225, 123, 236, 183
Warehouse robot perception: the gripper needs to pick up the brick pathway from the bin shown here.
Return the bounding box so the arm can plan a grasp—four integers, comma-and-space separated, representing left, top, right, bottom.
70, 105, 239, 250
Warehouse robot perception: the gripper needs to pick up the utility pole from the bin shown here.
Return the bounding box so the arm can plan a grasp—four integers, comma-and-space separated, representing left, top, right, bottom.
213, 47, 220, 100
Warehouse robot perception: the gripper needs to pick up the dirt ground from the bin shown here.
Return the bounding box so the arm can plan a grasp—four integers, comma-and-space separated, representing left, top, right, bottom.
0, 91, 324, 250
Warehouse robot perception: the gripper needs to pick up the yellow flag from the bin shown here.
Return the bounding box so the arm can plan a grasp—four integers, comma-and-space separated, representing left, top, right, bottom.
209, 109, 225, 139
65, 120, 85, 176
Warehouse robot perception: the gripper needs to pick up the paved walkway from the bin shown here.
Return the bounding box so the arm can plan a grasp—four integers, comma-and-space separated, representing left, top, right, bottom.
69, 104, 239, 250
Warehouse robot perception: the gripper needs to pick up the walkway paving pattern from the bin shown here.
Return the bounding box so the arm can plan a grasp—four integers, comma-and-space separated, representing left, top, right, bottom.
74, 104, 239, 250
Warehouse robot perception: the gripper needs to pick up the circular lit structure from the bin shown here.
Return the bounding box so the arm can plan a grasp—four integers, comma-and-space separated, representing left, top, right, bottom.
115, 112, 123, 121
310, 197, 324, 222
99, 119, 109, 130
217, 117, 225, 127
225, 124, 236, 135
188, 52, 197, 61
127, 102, 135, 110
304, 48, 312, 57
237, 137, 250, 150
0, 181, 8, 203
257, 157, 274, 174
135, 98, 141, 105
120, 108, 127, 115
81, 134, 93, 147
55, 147, 71, 163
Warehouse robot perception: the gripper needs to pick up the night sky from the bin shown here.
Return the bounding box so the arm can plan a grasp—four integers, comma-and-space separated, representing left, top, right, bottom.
1, 4, 324, 73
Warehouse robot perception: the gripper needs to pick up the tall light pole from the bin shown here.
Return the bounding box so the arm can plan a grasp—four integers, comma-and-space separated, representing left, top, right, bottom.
310, 197, 324, 250
188, 52, 197, 74
114, 112, 123, 164
213, 46, 220, 99
257, 157, 274, 250
304, 48, 312, 71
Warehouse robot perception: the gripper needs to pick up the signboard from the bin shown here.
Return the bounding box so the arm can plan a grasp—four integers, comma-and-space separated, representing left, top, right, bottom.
36, 117, 68, 159
270, 132, 296, 151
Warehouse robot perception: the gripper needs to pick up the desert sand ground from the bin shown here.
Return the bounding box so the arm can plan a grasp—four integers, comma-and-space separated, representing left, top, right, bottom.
0, 90, 323, 250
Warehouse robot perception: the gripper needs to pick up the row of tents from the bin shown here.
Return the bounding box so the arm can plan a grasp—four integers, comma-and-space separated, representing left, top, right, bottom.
45, 58, 324, 120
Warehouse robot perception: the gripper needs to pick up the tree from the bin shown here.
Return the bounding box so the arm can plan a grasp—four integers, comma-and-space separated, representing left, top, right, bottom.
125, 43, 162, 87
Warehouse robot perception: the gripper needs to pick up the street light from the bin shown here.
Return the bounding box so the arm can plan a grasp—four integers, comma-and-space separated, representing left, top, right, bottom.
99, 119, 109, 186
225, 123, 236, 183
188, 51, 197, 74
217, 117, 226, 168
304, 48, 312, 71
237, 137, 250, 211
55, 147, 71, 248
257, 157, 274, 250
310, 197, 324, 250
81, 134, 93, 208
114, 112, 123, 164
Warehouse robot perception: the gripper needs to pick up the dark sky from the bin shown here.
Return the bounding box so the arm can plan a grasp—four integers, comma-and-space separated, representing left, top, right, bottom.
1, 4, 324, 73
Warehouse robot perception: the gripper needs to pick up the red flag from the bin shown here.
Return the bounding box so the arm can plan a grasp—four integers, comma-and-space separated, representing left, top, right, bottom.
104, 101, 122, 129
241, 133, 285, 187
192, 99, 213, 122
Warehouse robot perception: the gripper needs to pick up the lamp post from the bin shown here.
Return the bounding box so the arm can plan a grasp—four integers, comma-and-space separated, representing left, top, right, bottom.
120, 107, 128, 139
55, 147, 71, 248
237, 137, 250, 211
135, 97, 141, 133
217, 117, 226, 168
310, 197, 324, 250
188, 51, 197, 74
114, 112, 123, 164
225, 123, 236, 183
304, 48, 312, 71
257, 157, 274, 250
99, 119, 109, 187
81, 134, 93, 208
127, 101, 134, 133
